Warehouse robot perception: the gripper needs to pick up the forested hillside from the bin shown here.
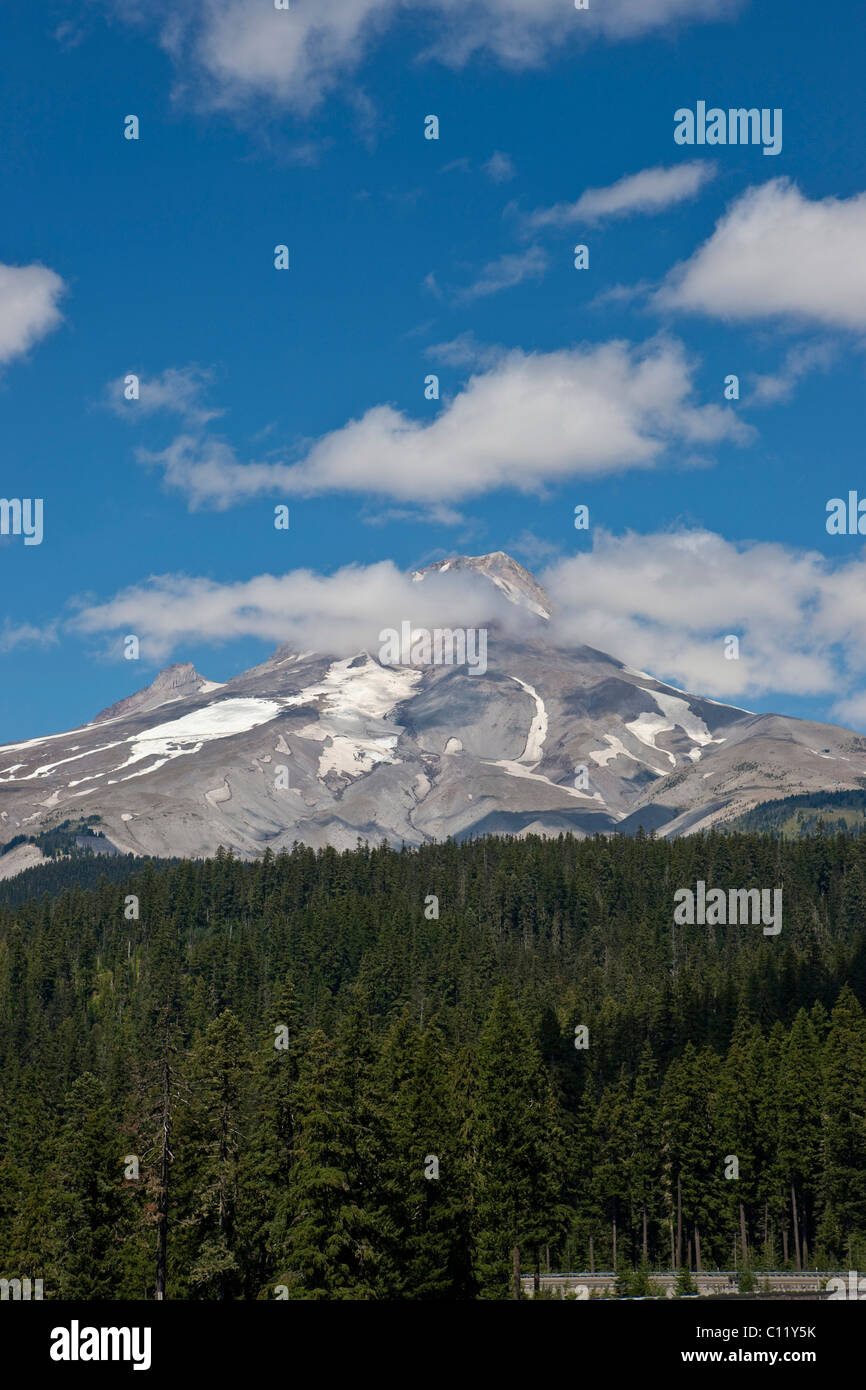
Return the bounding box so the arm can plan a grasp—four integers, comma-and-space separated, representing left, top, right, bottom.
731, 789, 866, 837
1, 831, 865, 1299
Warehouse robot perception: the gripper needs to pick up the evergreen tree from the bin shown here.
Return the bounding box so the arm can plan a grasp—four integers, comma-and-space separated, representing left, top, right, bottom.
473, 987, 565, 1298
52, 1073, 127, 1298
818, 988, 866, 1264
177, 1011, 251, 1300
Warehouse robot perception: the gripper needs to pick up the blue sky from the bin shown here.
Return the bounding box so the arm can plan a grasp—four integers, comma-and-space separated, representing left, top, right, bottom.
3, 0, 866, 741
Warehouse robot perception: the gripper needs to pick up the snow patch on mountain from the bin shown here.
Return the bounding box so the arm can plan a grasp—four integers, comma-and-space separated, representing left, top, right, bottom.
625, 712, 677, 767
589, 734, 661, 773
511, 677, 547, 762
650, 691, 725, 749
484, 758, 604, 802
0, 742, 125, 783
110, 699, 285, 779
622, 690, 727, 768
205, 780, 233, 807
487, 574, 549, 619
482, 675, 600, 800
288, 656, 422, 780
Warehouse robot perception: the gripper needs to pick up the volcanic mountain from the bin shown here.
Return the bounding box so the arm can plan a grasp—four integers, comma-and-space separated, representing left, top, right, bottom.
1, 551, 865, 870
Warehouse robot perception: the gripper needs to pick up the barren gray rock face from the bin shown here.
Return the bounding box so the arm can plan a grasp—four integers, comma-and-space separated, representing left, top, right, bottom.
92, 662, 216, 724
2, 553, 865, 863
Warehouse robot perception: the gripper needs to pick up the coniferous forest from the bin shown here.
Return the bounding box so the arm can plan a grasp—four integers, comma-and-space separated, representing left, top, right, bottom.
1, 830, 865, 1300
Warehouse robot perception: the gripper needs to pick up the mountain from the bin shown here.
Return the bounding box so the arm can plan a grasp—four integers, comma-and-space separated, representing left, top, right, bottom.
92, 662, 221, 724
2, 552, 865, 864
411, 551, 552, 620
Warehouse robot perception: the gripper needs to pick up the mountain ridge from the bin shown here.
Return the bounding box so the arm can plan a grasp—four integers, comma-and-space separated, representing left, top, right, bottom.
2, 552, 864, 866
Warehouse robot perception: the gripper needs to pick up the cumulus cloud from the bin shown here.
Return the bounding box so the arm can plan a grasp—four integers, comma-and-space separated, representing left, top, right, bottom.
109, 0, 742, 114
542, 528, 866, 709
658, 180, 866, 328
139, 339, 751, 509
525, 162, 715, 229
67, 561, 536, 663
0, 263, 65, 365
106, 365, 223, 425
137, 435, 263, 511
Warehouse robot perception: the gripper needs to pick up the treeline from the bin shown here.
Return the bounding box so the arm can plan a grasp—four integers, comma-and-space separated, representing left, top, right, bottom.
1, 831, 865, 1298
0, 851, 167, 909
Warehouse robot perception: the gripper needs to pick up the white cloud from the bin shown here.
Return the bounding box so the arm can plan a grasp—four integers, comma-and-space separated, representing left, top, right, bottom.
360, 502, 468, 527
588, 280, 655, 310
457, 245, 548, 301
64, 528, 866, 730
426, 331, 504, 368
658, 180, 866, 328
832, 692, 866, 727
112, 0, 742, 114
0, 263, 65, 365
542, 528, 866, 710
509, 530, 563, 568
748, 341, 838, 406
526, 162, 715, 229
68, 561, 534, 663
140, 339, 750, 509
0, 620, 59, 652
138, 434, 263, 511
428, 0, 742, 58
106, 365, 223, 424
